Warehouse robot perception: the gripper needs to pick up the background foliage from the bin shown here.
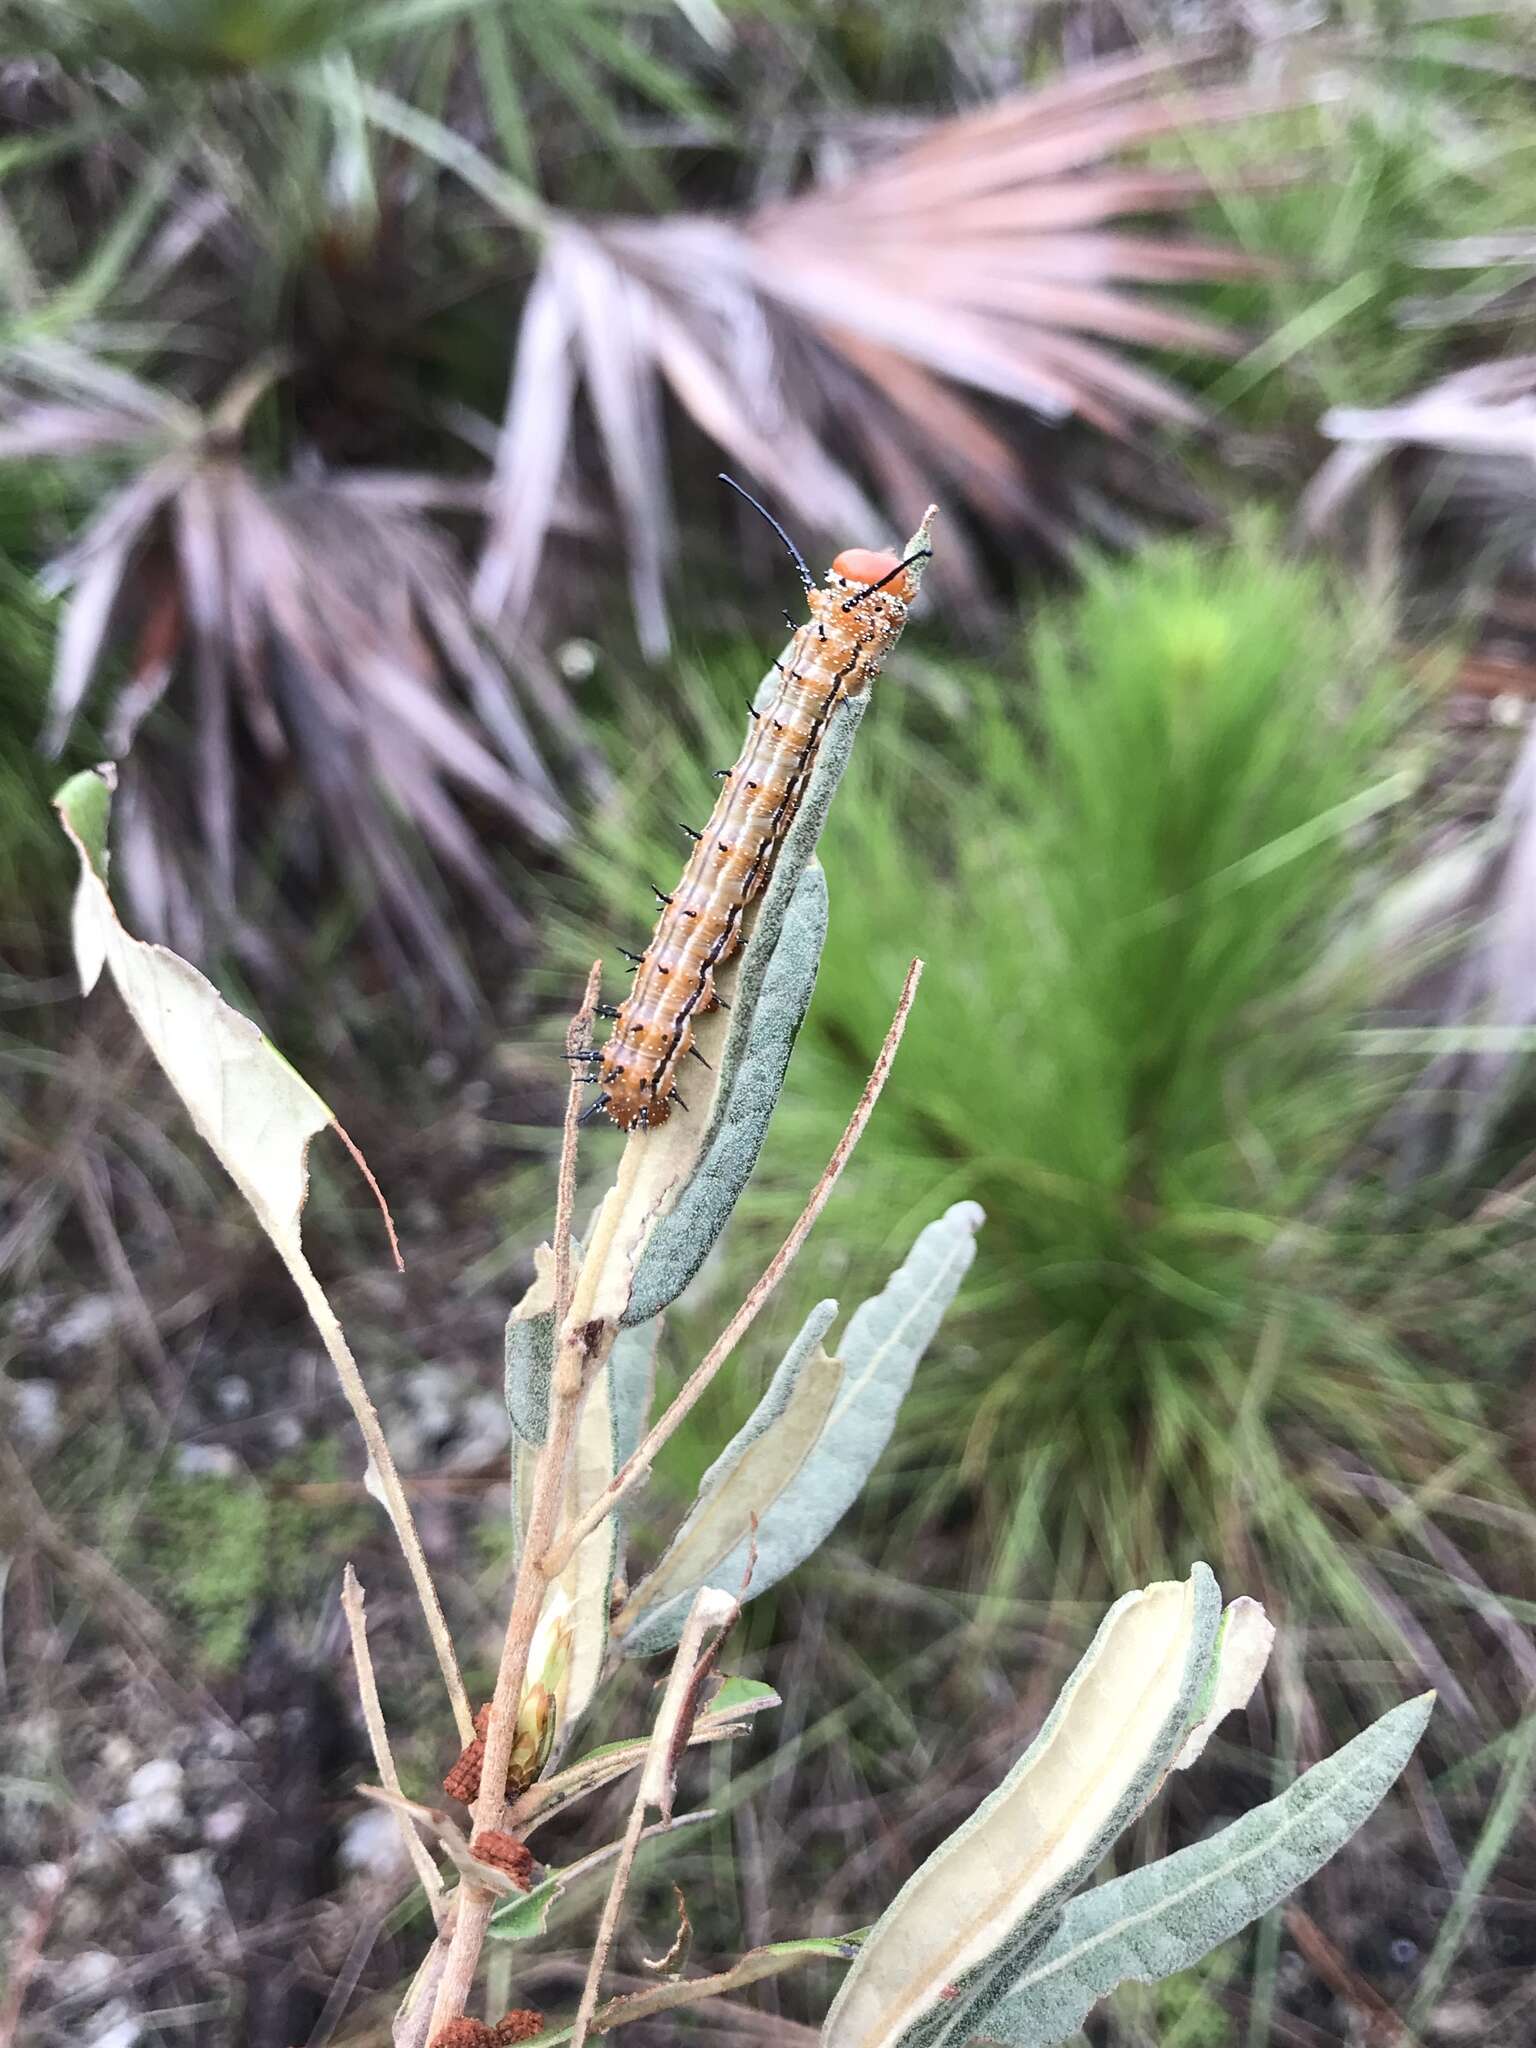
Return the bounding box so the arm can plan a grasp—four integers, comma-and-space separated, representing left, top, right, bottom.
7, 4, 1536, 2046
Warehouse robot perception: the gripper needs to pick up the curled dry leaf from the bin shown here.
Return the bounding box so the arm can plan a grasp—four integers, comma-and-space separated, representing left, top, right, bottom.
821, 1567, 1222, 2048
55, 765, 473, 1742
54, 766, 391, 1270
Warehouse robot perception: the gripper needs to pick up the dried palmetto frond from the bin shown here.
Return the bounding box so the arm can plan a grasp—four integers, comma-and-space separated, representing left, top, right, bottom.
3, 351, 571, 1011
1307, 356, 1536, 1172
475, 45, 1275, 653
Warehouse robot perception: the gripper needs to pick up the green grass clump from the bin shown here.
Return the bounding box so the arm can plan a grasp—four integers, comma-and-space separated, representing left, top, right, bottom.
1175, 37, 1536, 422
0, 553, 67, 938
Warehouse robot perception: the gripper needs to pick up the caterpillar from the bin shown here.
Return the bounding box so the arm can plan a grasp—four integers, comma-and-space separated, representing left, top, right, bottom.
581, 487, 929, 1132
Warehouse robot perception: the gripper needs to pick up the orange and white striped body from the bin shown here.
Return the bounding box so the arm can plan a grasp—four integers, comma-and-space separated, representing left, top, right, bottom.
599, 547, 918, 1130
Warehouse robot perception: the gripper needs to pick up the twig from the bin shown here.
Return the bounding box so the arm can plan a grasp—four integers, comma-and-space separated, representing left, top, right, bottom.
393, 1922, 456, 2048
572, 1589, 739, 2048
0, 1859, 68, 2048
427, 962, 612, 2035
545, 957, 924, 1575
572, 1760, 658, 2048
341, 1564, 447, 1918
287, 1245, 474, 1748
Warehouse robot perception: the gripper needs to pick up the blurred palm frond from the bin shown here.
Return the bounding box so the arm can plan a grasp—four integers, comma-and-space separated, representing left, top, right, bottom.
475, 47, 1280, 655
2, 351, 575, 1011
1308, 355, 1536, 1174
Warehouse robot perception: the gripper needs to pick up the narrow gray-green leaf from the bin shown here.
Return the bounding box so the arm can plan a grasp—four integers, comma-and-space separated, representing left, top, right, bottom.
622, 857, 828, 1326
822, 1567, 1222, 2048
611, 1316, 660, 1471
972, 1693, 1435, 2048
622, 1203, 984, 1657
695, 1298, 840, 1491
505, 1242, 562, 1448
616, 1300, 840, 1651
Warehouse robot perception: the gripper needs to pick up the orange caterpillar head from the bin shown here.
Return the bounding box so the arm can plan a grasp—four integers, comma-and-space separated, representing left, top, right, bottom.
827, 546, 917, 605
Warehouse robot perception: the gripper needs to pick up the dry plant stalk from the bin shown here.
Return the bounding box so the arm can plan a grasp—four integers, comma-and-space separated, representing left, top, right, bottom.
570, 1586, 740, 2048
342, 1565, 448, 1918
425, 951, 925, 2034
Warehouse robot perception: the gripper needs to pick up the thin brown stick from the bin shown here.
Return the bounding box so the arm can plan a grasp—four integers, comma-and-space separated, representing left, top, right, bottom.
287, 1246, 474, 1747
427, 962, 612, 2035
571, 1763, 653, 2048
341, 1564, 447, 1918
0, 1858, 68, 2048
544, 957, 924, 1576
571, 1588, 737, 2048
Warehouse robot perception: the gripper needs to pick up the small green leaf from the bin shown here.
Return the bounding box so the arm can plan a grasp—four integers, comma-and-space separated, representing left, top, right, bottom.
488, 1870, 564, 1942
55, 767, 111, 880
704, 1675, 780, 1721
969, 1694, 1435, 2048
621, 1204, 985, 1657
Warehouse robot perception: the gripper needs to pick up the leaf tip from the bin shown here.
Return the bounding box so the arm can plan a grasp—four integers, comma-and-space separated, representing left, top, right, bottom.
331, 1116, 405, 1273
53, 762, 116, 881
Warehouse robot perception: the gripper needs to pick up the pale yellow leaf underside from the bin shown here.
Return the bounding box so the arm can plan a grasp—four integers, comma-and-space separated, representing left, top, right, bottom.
617, 1342, 842, 1632
823, 1576, 1202, 2048
1174, 1596, 1275, 1771
61, 790, 331, 1265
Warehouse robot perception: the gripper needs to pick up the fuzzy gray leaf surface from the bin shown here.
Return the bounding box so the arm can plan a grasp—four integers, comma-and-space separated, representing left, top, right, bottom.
971, 1693, 1435, 2047
622, 854, 830, 1327
620, 1201, 984, 1656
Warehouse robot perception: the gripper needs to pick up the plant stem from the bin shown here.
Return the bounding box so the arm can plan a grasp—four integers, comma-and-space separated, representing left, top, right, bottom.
287, 1245, 475, 1747
427, 963, 608, 2035
341, 1564, 447, 1917
571, 1587, 737, 2048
